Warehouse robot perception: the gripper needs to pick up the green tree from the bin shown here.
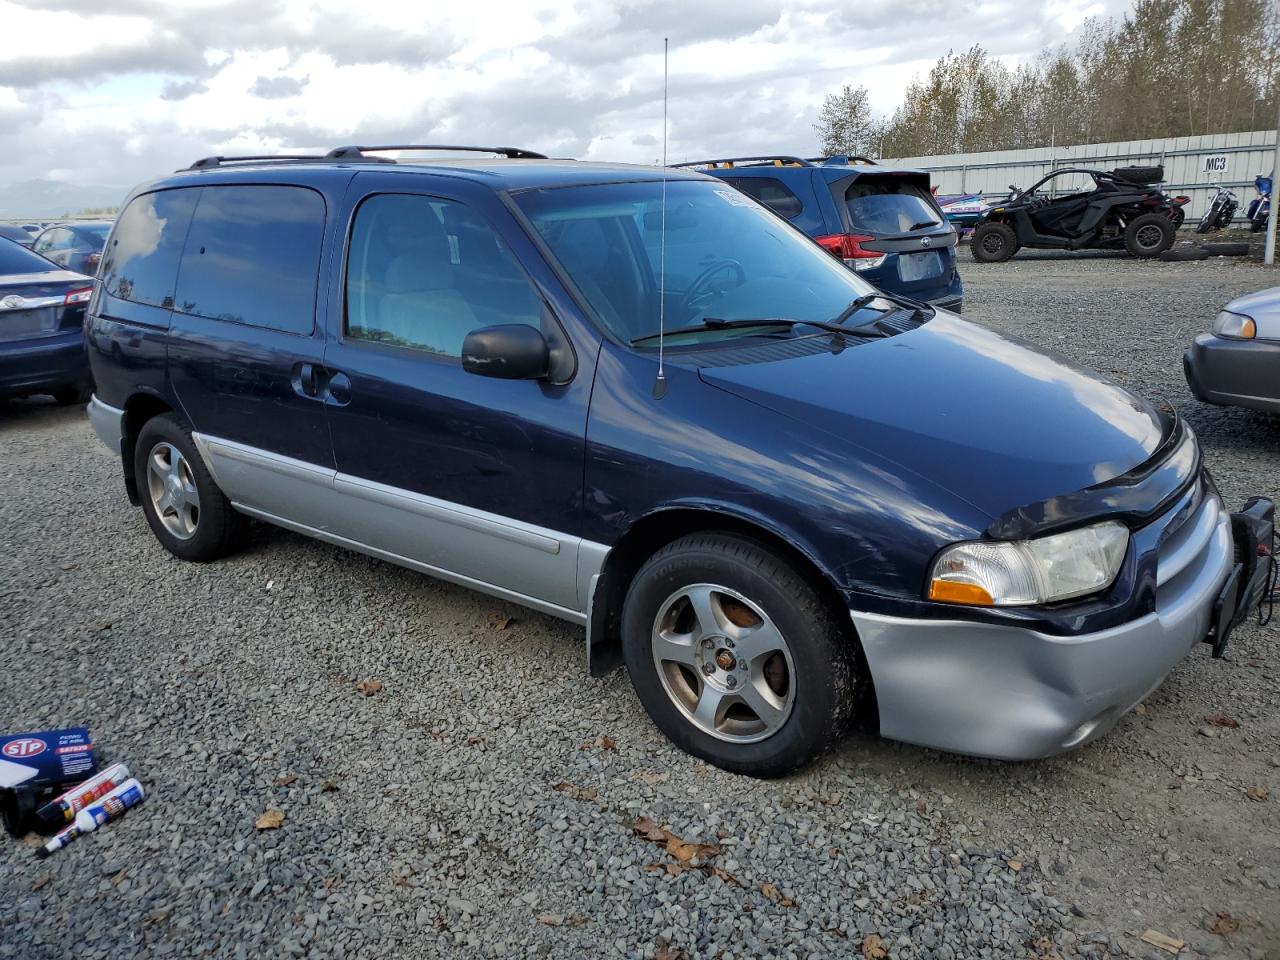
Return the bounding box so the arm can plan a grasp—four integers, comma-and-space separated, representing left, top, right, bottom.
814, 84, 877, 157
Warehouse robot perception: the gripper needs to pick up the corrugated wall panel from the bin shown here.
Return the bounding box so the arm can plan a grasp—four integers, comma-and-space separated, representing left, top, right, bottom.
890, 130, 1277, 220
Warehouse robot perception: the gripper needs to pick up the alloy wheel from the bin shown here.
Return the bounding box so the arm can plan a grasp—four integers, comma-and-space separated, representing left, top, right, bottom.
145, 441, 200, 540
650, 583, 795, 743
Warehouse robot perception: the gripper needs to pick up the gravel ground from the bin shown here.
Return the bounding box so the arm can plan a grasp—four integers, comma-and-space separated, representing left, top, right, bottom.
1, 252, 1277, 960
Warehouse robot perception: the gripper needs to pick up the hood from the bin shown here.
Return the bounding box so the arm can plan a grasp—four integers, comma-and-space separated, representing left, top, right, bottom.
1223, 285, 1280, 339
697, 313, 1166, 522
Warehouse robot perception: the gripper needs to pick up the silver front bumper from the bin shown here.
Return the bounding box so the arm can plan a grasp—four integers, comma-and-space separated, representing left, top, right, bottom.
87, 394, 125, 456
852, 494, 1233, 760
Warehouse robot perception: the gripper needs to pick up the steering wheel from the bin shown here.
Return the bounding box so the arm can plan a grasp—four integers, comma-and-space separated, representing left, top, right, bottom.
678, 259, 746, 313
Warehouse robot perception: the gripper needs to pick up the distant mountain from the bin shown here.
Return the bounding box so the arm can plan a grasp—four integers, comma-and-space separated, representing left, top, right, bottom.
0, 179, 129, 218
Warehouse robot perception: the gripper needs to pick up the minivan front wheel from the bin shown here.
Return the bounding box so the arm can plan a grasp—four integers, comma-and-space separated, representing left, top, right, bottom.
134, 415, 246, 562
622, 533, 862, 777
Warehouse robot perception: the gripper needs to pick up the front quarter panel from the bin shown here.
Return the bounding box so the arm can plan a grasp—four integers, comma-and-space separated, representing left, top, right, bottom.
583, 342, 991, 603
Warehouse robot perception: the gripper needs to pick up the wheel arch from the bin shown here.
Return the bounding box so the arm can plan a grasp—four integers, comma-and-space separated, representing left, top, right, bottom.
121, 391, 175, 505
586, 506, 869, 706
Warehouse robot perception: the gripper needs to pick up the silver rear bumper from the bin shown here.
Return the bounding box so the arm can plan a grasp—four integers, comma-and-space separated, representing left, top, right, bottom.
852, 495, 1233, 759
87, 395, 125, 456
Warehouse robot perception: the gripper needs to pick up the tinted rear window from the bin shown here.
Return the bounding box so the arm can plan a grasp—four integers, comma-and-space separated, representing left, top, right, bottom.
721, 176, 803, 219
101, 190, 198, 308
175, 185, 325, 334
0, 237, 56, 275
844, 177, 942, 234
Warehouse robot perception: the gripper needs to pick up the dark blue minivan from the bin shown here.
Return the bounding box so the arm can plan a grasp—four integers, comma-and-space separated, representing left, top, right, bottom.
676, 155, 963, 311
86, 147, 1270, 777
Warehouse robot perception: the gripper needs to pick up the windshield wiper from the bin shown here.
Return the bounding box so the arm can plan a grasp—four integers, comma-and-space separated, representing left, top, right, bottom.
629, 316, 888, 346
909, 220, 943, 231
829, 290, 933, 328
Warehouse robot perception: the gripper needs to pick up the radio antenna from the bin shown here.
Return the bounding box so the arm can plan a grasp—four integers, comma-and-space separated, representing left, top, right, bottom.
653, 36, 669, 400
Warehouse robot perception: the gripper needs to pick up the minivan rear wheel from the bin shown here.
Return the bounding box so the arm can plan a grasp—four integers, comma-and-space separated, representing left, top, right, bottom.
134, 414, 246, 562
971, 222, 1018, 262
621, 533, 863, 777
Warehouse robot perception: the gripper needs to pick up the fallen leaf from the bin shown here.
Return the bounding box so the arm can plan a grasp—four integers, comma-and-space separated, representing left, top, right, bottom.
1006, 858, 1023, 872
705, 864, 738, 885
1134, 703, 1148, 716
255, 809, 285, 831
274, 773, 297, 787
1246, 785, 1268, 802
552, 781, 597, 802
629, 817, 718, 866
1204, 714, 1239, 728
32, 874, 50, 891
1140, 929, 1185, 954
635, 770, 670, 786
537, 914, 564, 926
466, 735, 486, 745
861, 933, 889, 959
780, 897, 795, 907
1205, 911, 1240, 935
595, 734, 617, 751
654, 949, 688, 960
761, 882, 780, 900
91, 621, 112, 632
355, 679, 383, 697
320, 780, 339, 793
490, 614, 513, 630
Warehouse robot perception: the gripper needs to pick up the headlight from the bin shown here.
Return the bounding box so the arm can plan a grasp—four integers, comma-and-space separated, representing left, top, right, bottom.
928, 521, 1129, 606
1212, 310, 1256, 340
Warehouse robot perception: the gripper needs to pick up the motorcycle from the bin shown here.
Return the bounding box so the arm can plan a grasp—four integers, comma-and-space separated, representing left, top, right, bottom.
1247, 173, 1271, 232
1196, 185, 1239, 234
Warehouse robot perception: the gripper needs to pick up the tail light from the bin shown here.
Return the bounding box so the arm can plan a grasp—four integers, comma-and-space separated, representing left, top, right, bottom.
815, 233, 886, 271
64, 286, 92, 306
1173, 196, 1190, 206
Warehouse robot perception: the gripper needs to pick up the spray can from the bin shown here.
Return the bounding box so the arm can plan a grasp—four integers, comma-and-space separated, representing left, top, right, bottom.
35, 762, 132, 829
73, 778, 145, 834
35, 822, 83, 858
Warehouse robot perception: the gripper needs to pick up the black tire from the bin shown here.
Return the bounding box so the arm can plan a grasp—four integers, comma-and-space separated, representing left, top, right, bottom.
1199, 241, 1250, 257
621, 533, 865, 778
53, 385, 92, 406
971, 222, 1018, 263
1125, 212, 1175, 257
1170, 208, 1185, 230
1159, 244, 1210, 262
1251, 215, 1268, 233
1195, 205, 1219, 234
133, 414, 246, 562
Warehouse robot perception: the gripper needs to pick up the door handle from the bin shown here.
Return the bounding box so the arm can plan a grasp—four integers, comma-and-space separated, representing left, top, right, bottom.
293, 362, 321, 399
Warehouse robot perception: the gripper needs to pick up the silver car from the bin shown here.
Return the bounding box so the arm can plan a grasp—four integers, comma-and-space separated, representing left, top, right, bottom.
1185, 287, 1280, 413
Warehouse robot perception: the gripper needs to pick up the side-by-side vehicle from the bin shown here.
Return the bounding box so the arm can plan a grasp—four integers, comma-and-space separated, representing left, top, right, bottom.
86, 146, 1273, 776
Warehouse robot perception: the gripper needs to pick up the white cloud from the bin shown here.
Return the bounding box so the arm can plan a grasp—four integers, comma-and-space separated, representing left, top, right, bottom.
0, 0, 1137, 210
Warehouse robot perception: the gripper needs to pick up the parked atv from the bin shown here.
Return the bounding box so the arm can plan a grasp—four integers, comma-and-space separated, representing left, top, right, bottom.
971, 166, 1181, 262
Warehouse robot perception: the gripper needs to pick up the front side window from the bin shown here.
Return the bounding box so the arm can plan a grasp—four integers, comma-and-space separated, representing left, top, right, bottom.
844, 177, 943, 234
101, 190, 199, 308
345, 194, 542, 357
175, 185, 325, 334
515, 178, 874, 345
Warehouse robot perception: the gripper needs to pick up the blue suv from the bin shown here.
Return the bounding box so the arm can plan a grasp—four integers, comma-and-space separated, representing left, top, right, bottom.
85, 146, 1270, 777
677, 154, 963, 311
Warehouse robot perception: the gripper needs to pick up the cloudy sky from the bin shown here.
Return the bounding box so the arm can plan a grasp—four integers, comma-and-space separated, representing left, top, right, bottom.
0, 0, 1134, 210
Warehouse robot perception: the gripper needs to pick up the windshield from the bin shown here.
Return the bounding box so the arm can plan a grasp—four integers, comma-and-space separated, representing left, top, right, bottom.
0, 237, 58, 275
514, 178, 875, 345
844, 179, 942, 233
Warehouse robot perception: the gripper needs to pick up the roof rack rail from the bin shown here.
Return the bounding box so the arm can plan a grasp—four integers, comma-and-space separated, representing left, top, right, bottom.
806, 154, 879, 166
325, 144, 549, 161
184, 154, 326, 170
672, 155, 813, 170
